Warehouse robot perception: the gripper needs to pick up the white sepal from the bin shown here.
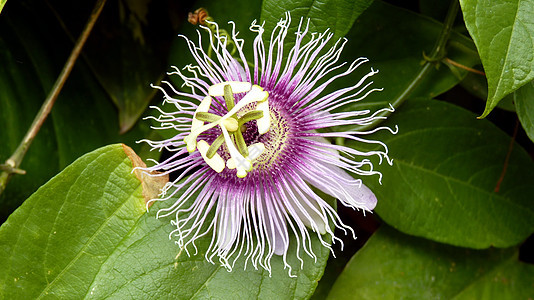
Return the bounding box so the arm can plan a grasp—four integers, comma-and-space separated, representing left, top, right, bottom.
208, 81, 252, 96
255, 99, 270, 134
197, 140, 225, 173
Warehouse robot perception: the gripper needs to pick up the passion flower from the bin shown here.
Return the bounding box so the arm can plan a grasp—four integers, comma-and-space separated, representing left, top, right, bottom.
140, 13, 394, 276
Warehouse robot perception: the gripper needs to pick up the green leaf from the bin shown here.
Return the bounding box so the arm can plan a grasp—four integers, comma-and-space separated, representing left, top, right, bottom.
350, 99, 534, 249
0, 144, 148, 298
453, 255, 534, 299
261, 0, 373, 40
328, 1, 480, 115
515, 80, 534, 142
460, 0, 534, 118
327, 226, 534, 299
459, 72, 518, 112
0, 144, 329, 299
459, 71, 490, 100
0, 0, 6, 15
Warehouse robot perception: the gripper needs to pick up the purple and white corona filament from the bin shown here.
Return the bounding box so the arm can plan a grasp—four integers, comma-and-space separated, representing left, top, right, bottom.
140, 13, 395, 276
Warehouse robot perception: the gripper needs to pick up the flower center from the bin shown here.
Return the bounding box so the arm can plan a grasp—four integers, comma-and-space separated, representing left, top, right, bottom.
253, 106, 290, 171
184, 81, 271, 178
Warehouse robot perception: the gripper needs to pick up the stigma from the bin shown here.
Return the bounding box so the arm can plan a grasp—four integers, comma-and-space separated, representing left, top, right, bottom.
183, 81, 270, 177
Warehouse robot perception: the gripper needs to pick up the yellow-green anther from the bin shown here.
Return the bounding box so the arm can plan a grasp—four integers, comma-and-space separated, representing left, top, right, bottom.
192, 96, 213, 132
234, 129, 249, 157
206, 134, 225, 159
197, 140, 225, 173
195, 112, 222, 123
224, 84, 235, 111
239, 110, 264, 125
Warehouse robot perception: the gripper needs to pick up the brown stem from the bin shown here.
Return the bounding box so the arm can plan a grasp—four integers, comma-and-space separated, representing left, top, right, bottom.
0, 0, 107, 196
444, 57, 486, 76
494, 118, 519, 193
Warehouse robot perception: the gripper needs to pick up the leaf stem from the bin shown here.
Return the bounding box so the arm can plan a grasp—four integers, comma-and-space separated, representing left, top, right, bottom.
444, 57, 486, 76
0, 0, 107, 196
494, 117, 519, 193
356, 0, 460, 132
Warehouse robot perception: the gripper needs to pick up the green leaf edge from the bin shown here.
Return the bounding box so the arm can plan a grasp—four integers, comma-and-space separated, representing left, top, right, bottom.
0, 0, 6, 15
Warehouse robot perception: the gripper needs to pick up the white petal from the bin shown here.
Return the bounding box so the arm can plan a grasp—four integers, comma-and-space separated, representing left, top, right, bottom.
192, 96, 212, 131
306, 161, 377, 211
256, 99, 270, 134
263, 202, 289, 256
247, 143, 265, 161
282, 181, 327, 234
208, 81, 251, 96
196, 140, 225, 173
216, 198, 240, 251
225, 85, 268, 118
351, 182, 377, 210
305, 135, 377, 210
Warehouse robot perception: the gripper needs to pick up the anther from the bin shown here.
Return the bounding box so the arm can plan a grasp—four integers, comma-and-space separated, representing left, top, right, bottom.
239, 110, 264, 124
223, 84, 235, 111
192, 96, 212, 131
195, 112, 221, 123
206, 134, 225, 159
234, 129, 248, 157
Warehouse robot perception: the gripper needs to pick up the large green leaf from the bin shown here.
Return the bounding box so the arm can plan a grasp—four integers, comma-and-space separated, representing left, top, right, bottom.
327, 226, 534, 299
261, 0, 373, 41
0, 144, 330, 299
460, 0, 534, 118
0, 144, 148, 298
351, 99, 534, 248
328, 1, 480, 116
515, 79, 534, 142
